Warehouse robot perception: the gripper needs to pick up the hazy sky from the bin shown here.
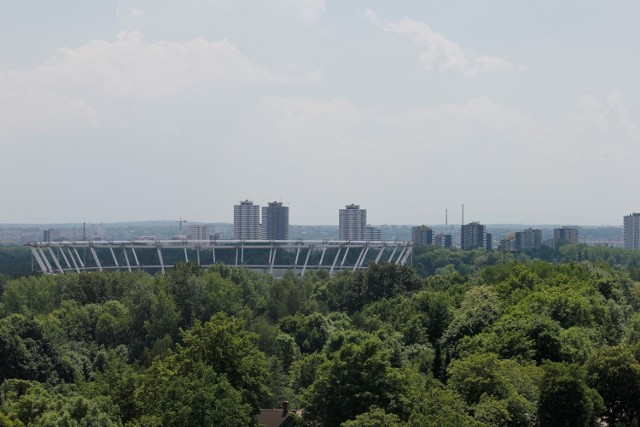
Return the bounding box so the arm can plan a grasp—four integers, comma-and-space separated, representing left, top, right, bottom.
1, 1, 639, 225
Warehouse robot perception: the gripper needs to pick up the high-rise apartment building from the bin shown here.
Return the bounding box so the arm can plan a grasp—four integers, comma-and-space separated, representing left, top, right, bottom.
514, 228, 543, 251
339, 204, 366, 240
485, 233, 493, 251
366, 225, 382, 241
234, 200, 261, 240
624, 213, 640, 249
435, 233, 453, 248
412, 225, 433, 246
188, 224, 210, 240
262, 202, 289, 240
460, 222, 485, 250
553, 227, 579, 247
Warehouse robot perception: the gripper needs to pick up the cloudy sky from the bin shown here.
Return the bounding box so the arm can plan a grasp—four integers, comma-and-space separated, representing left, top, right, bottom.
1, 1, 639, 225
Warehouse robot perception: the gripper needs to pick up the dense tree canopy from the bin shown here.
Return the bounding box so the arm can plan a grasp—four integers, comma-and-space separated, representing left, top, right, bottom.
1, 253, 640, 426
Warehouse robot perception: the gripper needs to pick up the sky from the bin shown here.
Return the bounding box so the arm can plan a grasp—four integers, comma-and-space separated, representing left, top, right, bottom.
1, 0, 639, 226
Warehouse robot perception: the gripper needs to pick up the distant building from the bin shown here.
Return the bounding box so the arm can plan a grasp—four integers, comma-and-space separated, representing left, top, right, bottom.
412, 225, 433, 246
339, 204, 366, 240
366, 225, 382, 241
188, 224, 210, 240
234, 200, 261, 240
88, 223, 106, 240
435, 233, 453, 248
514, 228, 543, 251
554, 227, 579, 247
485, 233, 493, 251
43, 229, 62, 242
624, 213, 640, 249
262, 202, 289, 240
460, 222, 485, 250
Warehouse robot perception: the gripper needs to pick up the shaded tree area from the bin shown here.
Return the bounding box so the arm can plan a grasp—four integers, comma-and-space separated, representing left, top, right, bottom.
2, 258, 640, 425
0, 247, 33, 285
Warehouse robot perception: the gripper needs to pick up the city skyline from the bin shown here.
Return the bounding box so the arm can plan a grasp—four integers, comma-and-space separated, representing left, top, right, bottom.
1, 2, 639, 225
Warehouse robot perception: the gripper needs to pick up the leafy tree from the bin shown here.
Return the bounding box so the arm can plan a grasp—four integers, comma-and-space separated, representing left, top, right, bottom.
0, 314, 72, 384
279, 313, 332, 354
0, 379, 119, 426
179, 312, 270, 413
302, 336, 404, 426
83, 348, 140, 423
442, 285, 500, 351
165, 262, 206, 328
447, 352, 538, 424
341, 407, 403, 427
326, 263, 422, 314
406, 387, 487, 427
622, 312, 640, 345
538, 362, 603, 427
413, 291, 452, 345
1, 276, 57, 315
95, 300, 131, 347
289, 352, 327, 397
558, 327, 599, 364
275, 332, 301, 369
488, 313, 562, 363
586, 345, 640, 425
135, 357, 252, 426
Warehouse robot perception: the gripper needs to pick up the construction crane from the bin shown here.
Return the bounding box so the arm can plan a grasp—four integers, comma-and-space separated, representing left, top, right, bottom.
176, 217, 187, 234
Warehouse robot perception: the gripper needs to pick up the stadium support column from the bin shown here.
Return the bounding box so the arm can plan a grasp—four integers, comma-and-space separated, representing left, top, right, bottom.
123, 247, 132, 272
394, 246, 407, 265
67, 247, 80, 273
48, 247, 64, 273
374, 245, 386, 263
110, 247, 120, 270
39, 248, 54, 273
301, 245, 313, 277
318, 248, 327, 267
90, 246, 102, 272
270, 247, 277, 274
73, 247, 85, 268
30, 247, 48, 273
58, 247, 72, 270
353, 245, 366, 271
340, 246, 350, 268
330, 247, 342, 276
387, 244, 399, 262
157, 247, 165, 274
131, 247, 140, 267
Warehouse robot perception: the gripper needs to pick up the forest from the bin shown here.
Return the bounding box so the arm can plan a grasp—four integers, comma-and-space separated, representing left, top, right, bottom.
2, 244, 640, 426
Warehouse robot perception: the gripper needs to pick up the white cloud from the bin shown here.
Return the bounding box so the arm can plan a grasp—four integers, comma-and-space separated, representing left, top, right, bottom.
40, 32, 277, 100
0, 66, 97, 137
364, 9, 522, 77
569, 93, 640, 143
0, 32, 320, 136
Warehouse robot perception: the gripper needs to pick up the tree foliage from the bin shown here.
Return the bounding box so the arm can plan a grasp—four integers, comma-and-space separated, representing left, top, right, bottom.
0, 256, 639, 425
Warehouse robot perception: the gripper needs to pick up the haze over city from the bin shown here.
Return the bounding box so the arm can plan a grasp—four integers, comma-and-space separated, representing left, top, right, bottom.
1, 1, 639, 225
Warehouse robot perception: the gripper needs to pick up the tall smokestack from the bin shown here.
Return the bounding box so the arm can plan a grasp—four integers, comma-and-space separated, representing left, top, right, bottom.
462, 204, 464, 226
445, 209, 448, 232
